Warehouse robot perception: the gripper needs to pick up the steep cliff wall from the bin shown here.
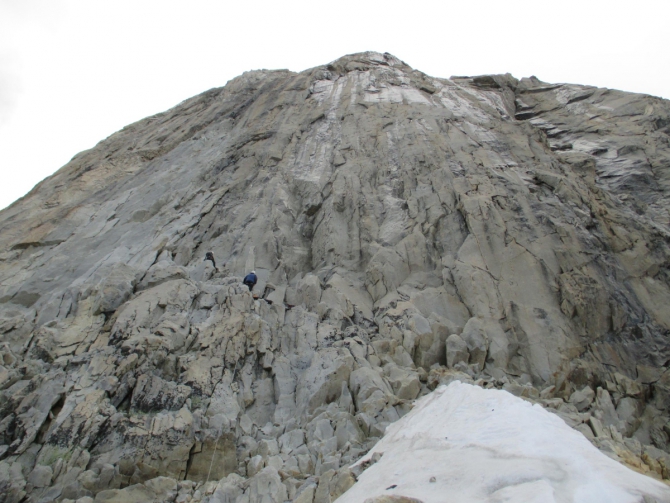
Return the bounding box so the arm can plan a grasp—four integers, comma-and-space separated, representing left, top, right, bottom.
1, 52, 669, 502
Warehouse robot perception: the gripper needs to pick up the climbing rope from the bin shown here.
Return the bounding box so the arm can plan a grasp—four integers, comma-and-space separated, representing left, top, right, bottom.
205, 436, 220, 485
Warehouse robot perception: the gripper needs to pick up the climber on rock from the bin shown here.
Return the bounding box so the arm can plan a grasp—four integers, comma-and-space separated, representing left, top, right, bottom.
243, 270, 257, 291
204, 251, 217, 270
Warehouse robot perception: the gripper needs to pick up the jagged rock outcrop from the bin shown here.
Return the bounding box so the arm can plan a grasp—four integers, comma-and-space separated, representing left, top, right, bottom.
1, 51, 670, 502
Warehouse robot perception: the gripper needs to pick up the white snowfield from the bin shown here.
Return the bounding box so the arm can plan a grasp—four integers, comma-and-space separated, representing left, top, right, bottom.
336, 382, 670, 503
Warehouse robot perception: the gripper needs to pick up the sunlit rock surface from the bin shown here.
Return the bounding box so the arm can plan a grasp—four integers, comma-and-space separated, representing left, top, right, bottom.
1, 51, 670, 502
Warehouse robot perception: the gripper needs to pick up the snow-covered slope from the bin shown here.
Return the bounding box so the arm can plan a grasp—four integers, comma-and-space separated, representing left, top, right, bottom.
337, 382, 670, 503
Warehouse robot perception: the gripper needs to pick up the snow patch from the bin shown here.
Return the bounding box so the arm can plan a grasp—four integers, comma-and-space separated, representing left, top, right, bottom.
336, 382, 670, 503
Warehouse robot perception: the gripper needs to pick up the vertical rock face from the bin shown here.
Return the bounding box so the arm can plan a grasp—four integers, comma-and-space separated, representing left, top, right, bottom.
0, 51, 669, 501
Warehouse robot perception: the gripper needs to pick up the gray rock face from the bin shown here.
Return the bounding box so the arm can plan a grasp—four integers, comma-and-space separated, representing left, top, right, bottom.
130, 374, 191, 413
27, 464, 52, 488
445, 334, 468, 369
1, 51, 670, 500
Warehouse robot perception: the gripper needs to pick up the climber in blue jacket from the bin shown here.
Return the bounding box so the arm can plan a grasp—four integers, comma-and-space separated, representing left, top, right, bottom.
243, 270, 257, 291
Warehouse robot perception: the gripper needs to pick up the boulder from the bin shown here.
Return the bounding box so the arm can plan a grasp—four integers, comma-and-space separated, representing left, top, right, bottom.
246, 467, 287, 503
136, 261, 189, 292
384, 364, 420, 401
460, 318, 489, 369
296, 348, 355, 418
27, 465, 52, 488
569, 386, 595, 412
298, 274, 322, 312
350, 367, 395, 417
247, 455, 265, 477
84, 263, 141, 314
446, 334, 468, 369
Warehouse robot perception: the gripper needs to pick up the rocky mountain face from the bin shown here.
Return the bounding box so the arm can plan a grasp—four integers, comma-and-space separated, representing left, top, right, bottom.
0, 51, 669, 502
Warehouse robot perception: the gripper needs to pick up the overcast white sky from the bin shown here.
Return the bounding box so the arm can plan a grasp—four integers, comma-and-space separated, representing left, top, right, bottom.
1, 0, 668, 210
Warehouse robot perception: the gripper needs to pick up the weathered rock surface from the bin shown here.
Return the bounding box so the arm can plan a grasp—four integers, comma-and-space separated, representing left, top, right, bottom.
1, 51, 670, 501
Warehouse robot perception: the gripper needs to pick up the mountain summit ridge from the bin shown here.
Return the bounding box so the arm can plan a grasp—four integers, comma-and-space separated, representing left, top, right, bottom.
1, 52, 670, 502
